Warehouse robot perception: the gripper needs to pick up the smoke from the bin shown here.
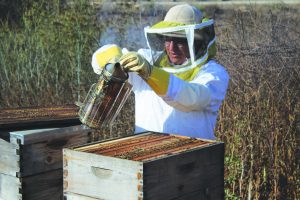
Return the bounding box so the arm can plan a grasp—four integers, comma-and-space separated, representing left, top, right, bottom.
97, 2, 165, 51
99, 25, 146, 51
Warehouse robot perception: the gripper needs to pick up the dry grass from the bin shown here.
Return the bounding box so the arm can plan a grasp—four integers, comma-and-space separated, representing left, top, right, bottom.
0, 1, 299, 199
213, 4, 300, 199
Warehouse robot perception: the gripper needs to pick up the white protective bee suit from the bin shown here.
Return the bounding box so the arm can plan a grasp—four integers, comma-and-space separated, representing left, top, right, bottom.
92, 4, 229, 139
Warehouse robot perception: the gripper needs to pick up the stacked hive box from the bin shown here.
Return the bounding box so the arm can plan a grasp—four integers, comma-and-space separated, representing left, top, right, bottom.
63, 132, 224, 200
0, 105, 89, 200
0, 104, 135, 200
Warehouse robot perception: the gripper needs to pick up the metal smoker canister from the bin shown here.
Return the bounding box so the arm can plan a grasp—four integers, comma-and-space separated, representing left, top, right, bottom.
78, 62, 132, 129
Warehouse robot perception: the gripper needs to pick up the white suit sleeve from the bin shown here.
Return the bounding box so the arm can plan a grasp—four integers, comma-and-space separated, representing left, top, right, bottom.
163, 61, 229, 112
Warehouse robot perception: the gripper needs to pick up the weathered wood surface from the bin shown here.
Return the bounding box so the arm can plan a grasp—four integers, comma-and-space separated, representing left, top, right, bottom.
0, 95, 135, 141
9, 125, 91, 145
22, 169, 63, 200
72, 132, 213, 162
0, 173, 21, 200
64, 192, 101, 200
63, 149, 143, 200
0, 125, 94, 177
63, 132, 224, 200
0, 169, 63, 200
143, 143, 224, 200
0, 105, 80, 132
0, 138, 20, 177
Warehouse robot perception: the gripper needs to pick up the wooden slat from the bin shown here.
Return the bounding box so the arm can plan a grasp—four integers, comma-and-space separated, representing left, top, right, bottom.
172, 184, 225, 200
0, 169, 64, 200
0, 138, 20, 176
64, 132, 224, 200
77, 133, 170, 154
64, 192, 102, 200
22, 169, 63, 200
75, 132, 213, 161
0, 105, 78, 122
143, 143, 224, 200
0, 173, 21, 200
63, 149, 143, 200
9, 126, 93, 177
74, 132, 154, 151
0, 105, 80, 132
10, 125, 90, 145
0, 118, 80, 132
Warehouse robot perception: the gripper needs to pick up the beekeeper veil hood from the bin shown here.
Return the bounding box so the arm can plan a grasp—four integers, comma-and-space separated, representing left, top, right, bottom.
144, 4, 216, 73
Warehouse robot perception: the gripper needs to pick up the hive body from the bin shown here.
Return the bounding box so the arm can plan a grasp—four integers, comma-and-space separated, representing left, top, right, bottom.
63, 132, 224, 200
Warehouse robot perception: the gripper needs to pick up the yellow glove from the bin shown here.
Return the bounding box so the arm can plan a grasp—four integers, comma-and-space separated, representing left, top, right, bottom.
92, 44, 122, 74
119, 52, 153, 79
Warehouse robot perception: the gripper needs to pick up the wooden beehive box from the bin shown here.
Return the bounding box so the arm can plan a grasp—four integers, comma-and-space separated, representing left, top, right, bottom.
0, 105, 90, 200
63, 132, 224, 200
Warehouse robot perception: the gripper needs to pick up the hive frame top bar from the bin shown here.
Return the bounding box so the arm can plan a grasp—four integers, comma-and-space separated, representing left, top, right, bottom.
72, 132, 220, 162
0, 105, 80, 132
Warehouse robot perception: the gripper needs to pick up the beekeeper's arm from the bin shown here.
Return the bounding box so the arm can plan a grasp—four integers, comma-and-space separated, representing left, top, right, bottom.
119, 52, 229, 112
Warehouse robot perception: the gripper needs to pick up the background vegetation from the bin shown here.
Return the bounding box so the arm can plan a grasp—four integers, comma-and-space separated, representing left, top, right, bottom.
0, 0, 299, 199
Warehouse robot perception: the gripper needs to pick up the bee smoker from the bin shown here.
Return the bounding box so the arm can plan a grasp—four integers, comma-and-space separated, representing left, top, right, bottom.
78, 62, 132, 129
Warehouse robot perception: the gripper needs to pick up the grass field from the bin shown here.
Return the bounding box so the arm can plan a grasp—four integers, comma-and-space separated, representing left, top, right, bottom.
0, 1, 299, 199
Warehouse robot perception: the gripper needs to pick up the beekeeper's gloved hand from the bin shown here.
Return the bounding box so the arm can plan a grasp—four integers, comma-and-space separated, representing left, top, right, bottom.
91, 44, 123, 74
119, 52, 153, 79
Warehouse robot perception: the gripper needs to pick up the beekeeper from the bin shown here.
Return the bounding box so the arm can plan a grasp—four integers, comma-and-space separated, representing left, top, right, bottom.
92, 4, 229, 139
